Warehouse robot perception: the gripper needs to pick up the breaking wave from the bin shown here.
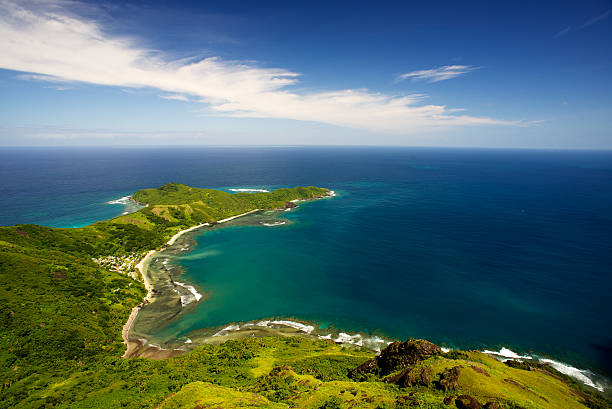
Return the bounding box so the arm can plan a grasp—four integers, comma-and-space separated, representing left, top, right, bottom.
208, 319, 391, 352
262, 221, 286, 227
483, 347, 606, 392
229, 188, 270, 193
174, 281, 203, 307
107, 196, 132, 205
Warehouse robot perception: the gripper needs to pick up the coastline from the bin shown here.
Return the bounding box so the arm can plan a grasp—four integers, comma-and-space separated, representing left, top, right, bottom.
121, 191, 335, 358
119, 189, 608, 391
121, 208, 266, 356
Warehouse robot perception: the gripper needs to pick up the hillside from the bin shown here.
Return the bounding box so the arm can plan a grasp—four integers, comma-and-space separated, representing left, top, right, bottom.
0, 184, 608, 408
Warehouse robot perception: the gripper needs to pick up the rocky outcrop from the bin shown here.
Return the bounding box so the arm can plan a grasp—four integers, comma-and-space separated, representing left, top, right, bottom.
455, 395, 482, 409
284, 201, 298, 208
350, 339, 442, 381
439, 366, 462, 391
385, 366, 433, 388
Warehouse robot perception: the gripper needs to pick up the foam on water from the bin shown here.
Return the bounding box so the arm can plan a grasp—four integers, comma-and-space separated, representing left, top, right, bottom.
174, 281, 203, 307
483, 347, 606, 392
262, 221, 286, 227
207, 319, 389, 351
212, 324, 241, 337
229, 188, 270, 193
539, 359, 606, 392
269, 320, 315, 333
107, 196, 132, 205
482, 347, 532, 360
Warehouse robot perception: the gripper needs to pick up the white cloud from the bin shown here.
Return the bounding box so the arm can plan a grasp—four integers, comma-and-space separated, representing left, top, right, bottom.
0, 0, 524, 134
160, 94, 190, 101
398, 65, 479, 83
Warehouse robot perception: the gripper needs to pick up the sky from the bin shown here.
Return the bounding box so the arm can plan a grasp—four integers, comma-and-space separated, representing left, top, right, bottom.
0, 0, 611, 148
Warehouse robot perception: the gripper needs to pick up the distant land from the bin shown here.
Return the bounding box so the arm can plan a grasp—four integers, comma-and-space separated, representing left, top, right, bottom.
0, 183, 610, 408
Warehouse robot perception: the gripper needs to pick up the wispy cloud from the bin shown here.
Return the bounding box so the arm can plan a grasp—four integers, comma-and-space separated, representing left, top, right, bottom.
554, 26, 572, 38
581, 9, 611, 28
554, 9, 611, 37
0, 0, 525, 134
160, 94, 190, 102
397, 65, 479, 83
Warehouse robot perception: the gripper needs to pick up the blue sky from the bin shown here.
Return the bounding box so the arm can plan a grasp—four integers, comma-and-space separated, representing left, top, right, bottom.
0, 0, 611, 148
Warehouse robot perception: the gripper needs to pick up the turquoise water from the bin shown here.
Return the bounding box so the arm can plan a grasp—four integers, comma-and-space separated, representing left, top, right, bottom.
1, 147, 611, 386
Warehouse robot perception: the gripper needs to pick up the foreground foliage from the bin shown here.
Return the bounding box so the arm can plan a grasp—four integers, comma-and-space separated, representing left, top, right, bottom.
0, 184, 608, 408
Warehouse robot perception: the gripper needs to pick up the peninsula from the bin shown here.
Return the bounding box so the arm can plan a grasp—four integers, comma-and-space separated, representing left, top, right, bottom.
0, 184, 608, 408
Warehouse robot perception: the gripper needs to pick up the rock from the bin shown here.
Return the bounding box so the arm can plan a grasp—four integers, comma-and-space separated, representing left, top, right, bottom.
377, 340, 442, 375
471, 365, 490, 377
444, 395, 455, 405
349, 358, 377, 380
384, 367, 413, 387
483, 402, 499, 409
284, 201, 298, 208
350, 339, 442, 380
455, 395, 482, 409
420, 367, 432, 386
439, 366, 461, 391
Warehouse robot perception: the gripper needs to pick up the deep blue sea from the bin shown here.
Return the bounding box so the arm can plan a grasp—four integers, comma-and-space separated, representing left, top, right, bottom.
1, 146, 611, 387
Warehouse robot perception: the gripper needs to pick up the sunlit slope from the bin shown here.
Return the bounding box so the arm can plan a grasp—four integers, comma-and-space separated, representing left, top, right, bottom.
155, 339, 602, 409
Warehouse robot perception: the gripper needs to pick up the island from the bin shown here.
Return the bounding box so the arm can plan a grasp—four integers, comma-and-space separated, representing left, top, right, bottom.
0, 184, 608, 408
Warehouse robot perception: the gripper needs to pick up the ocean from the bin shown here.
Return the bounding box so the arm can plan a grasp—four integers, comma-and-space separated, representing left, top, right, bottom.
1, 146, 611, 388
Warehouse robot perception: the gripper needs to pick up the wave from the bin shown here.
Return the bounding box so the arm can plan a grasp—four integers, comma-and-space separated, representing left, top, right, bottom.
265, 320, 315, 333
208, 319, 390, 352
539, 359, 606, 392
107, 196, 132, 205
321, 332, 390, 352
482, 347, 532, 360
212, 324, 241, 337
262, 221, 286, 227
174, 281, 203, 307
229, 188, 270, 193
483, 347, 606, 392
211, 319, 316, 337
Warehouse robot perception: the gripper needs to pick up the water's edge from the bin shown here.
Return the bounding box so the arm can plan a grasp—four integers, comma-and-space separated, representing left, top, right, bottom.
123, 194, 610, 393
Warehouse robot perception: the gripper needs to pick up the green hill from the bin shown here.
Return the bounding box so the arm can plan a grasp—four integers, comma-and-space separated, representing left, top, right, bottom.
0, 184, 608, 408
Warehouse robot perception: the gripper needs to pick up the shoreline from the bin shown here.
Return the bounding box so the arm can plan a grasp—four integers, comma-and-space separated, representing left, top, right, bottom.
121, 191, 335, 357
118, 190, 610, 391
121, 207, 275, 356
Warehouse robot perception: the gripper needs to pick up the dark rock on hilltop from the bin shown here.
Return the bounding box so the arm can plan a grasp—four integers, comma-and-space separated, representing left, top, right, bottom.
350, 339, 442, 381
439, 366, 462, 391
455, 394, 482, 409
385, 366, 432, 388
